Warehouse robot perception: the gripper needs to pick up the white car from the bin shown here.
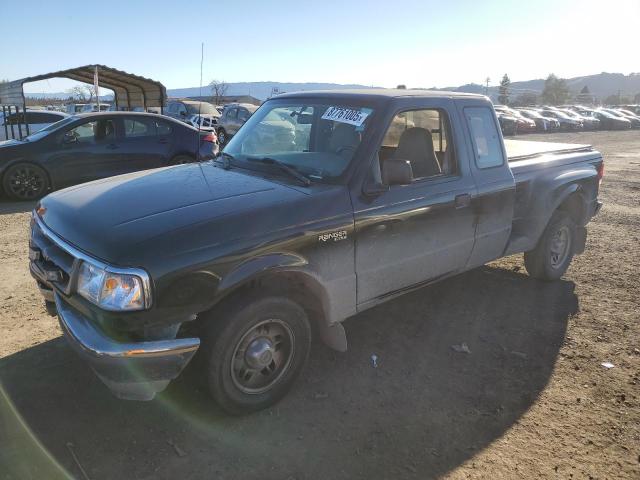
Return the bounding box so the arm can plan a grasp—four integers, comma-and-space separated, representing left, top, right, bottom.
188, 114, 219, 132
0, 110, 69, 141
81, 103, 111, 113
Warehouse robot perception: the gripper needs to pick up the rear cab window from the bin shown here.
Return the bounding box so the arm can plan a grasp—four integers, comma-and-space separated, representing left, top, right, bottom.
464, 107, 504, 169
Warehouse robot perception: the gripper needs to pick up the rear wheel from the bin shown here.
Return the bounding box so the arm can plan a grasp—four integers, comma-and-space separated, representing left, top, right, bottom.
2, 163, 49, 200
524, 211, 576, 281
202, 295, 311, 415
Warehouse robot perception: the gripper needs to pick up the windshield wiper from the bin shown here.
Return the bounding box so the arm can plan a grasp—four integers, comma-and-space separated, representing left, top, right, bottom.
246, 157, 311, 186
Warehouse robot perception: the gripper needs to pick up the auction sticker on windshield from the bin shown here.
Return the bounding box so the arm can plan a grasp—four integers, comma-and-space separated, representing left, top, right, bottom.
322, 106, 371, 127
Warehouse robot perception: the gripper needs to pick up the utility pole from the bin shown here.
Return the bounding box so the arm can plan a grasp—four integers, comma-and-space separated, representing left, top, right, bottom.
484, 77, 490, 96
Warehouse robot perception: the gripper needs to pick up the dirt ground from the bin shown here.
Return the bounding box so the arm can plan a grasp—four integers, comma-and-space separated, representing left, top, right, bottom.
0, 130, 638, 480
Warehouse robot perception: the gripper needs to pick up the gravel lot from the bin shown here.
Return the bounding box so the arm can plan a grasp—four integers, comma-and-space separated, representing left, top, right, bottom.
1, 130, 638, 479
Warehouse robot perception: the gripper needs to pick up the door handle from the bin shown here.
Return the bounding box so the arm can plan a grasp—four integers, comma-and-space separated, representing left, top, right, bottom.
158, 138, 168, 144
106, 143, 119, 150
454, 193, 471, 209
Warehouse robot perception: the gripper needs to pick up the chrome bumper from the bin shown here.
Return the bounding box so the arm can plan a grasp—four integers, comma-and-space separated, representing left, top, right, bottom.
55, 294, 200, 401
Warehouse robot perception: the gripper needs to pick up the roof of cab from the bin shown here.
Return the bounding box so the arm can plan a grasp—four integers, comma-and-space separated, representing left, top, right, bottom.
274, 88, 487, 102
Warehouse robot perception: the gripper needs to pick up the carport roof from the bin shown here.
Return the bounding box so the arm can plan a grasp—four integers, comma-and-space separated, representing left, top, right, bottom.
0, 64, 166, 110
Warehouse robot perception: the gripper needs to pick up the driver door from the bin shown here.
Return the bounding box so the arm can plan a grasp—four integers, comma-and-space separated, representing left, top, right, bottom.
47, 118, 121, 187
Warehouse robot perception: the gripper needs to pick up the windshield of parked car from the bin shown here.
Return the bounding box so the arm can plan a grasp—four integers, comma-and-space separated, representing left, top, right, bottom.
222, 101, 375, 182
186, 103, 219, 115
21, 116, 77, 142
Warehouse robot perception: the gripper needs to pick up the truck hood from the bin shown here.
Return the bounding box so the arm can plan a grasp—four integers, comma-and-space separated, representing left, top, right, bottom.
39, 162, 306, 264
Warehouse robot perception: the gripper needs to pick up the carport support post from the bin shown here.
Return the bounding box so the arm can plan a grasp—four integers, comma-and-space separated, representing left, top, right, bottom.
23, 100, 30, 135
2, 106, 8, 140
9, 106, 16, 140
16, 106, 23, 140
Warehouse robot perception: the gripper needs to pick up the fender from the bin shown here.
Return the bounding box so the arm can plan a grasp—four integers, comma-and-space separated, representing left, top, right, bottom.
216, 253, 348, 352
528, 166, 595, 245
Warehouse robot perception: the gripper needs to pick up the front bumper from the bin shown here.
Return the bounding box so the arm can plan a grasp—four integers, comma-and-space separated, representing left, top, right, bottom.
55, 293, 200, 401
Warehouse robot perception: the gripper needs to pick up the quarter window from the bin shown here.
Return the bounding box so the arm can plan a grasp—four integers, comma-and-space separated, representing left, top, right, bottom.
464, 107, 504, 169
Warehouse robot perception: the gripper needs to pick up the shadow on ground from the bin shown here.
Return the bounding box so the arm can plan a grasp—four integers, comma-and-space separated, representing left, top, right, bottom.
0, 198, 35, 215
0, 265, 578, 480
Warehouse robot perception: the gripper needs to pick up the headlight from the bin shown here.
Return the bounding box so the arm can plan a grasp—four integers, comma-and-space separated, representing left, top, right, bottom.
77, 261, 147, 311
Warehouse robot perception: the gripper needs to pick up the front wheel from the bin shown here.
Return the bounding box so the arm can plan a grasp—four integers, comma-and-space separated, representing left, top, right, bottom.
202, 295, 311, 415
2, 163, 50, 200
524, 211, 576, 281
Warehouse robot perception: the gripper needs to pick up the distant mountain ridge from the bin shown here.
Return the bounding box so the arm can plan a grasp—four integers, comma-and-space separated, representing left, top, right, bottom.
24, 73, 640, 102
437, 72, 640, 101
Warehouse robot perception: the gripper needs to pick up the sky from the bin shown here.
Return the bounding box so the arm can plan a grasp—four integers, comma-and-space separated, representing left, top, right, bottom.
2, 0, 639, 94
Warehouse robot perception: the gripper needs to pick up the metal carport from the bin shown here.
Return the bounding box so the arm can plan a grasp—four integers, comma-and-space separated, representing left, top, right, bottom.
0, 65, 166, 139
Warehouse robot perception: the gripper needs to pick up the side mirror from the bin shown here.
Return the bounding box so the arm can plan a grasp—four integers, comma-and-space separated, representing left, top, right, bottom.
382, 158, 414, 186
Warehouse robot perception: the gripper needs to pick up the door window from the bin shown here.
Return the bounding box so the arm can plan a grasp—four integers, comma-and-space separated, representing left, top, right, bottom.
464, 107, 504, 169
124, 117, 156, 137
379, 108, 457, 183
65, 119, 116, 144
238, 108, 250, 122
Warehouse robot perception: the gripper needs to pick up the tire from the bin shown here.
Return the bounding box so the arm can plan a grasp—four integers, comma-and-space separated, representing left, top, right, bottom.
524, 211, 576, 281
2, 163, 50, 201
168, 155, 193, 166
217, 128, 227, 145
202, 295, 312, 415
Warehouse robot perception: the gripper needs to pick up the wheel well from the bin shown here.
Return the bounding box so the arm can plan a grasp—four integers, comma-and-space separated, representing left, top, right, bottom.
557, 192, 585, 225
209, 270, 327, 336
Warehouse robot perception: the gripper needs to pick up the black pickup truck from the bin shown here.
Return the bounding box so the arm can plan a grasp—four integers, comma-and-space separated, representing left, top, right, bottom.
29, 89, 603, 414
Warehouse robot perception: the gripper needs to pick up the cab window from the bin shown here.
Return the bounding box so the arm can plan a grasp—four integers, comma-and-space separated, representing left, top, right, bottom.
379, 108, 457, 184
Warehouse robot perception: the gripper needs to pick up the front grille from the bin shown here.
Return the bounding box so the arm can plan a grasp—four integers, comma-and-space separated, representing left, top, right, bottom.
30, 218, 78, 294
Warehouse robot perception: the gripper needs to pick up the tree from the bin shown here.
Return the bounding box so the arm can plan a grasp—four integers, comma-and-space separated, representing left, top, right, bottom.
67, 85, 94, 103
604, 94, 631, 106
541, 74, 570, 105
498, 74, 511, 105
210, 80, 228, 105
511, 92, 538, 107
576, 85, 593, 104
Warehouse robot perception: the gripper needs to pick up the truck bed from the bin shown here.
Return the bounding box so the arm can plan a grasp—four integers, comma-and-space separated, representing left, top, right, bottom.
505, 139, 593, 162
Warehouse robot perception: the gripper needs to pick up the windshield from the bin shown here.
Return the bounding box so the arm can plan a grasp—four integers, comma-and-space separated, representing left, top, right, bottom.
21, 116, 76, 142
223, 101, 374, 182
186, 103, 219, 115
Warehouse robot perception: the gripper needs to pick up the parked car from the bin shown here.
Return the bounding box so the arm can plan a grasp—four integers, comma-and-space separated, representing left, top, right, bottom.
496, 111, 518, 135
65, 104, 87, 114
605, 108, 640, 128
560, 109, 600, 130
495, 106, 537, 133
518, 109, 560, 132
30, 89, 603, 414
217, 103, 258, 144
592, 110, 632, 130
165, 100, 220, 128
541, 109, 583, 131
0, 112, 217, 200
0, 110, 69, 141
80, 103, 111, 113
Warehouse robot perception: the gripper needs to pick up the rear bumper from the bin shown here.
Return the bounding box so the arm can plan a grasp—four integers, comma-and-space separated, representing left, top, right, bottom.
55, 293, 200, 401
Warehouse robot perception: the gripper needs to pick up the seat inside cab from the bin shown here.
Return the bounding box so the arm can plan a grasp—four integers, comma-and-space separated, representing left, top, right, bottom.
378, 109, 457, 183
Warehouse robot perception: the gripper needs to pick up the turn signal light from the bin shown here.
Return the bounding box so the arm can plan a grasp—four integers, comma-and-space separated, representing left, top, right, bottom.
596, 162, 604, 185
